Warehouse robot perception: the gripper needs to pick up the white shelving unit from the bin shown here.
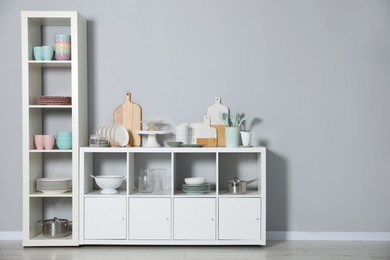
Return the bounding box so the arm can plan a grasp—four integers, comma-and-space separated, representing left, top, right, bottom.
21, 11, 87, 246
79, 147, 266, 245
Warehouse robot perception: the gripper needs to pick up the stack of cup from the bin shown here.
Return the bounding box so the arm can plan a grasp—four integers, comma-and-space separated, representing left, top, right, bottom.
56, 131, 72, 149
174, 124, 191, 144
55, 34, 71, 60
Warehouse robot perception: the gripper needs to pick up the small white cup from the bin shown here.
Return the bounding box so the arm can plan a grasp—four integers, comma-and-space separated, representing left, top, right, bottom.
240, 131, 255, 147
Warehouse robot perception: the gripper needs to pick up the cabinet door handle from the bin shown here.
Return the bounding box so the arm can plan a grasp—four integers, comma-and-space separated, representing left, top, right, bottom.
211, 218, 214, 221
166, 218, 170, 221
256, 218, 259, 221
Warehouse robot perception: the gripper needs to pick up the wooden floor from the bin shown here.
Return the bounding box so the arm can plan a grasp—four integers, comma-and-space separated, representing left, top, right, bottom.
0, 240, 389, 260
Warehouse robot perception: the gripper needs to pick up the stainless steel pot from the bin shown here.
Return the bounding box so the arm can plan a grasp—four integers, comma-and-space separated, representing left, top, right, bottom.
38, 217, 71, 238
227, 177, 257, 194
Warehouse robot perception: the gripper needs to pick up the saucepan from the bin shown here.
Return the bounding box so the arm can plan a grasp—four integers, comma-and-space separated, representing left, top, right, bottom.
38, 217, 71, 238
227, 177, 257, 194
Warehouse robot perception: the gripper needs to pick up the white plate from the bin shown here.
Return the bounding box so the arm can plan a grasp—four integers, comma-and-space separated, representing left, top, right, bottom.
114, 125, 129, 146
37, 177, 71, 182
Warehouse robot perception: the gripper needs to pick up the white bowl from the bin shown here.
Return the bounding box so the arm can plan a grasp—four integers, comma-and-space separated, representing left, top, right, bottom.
184, 177, 207, 185
90, 175, 125, 194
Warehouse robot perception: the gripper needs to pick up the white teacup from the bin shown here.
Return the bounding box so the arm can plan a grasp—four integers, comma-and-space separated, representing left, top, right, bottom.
240, 131, 255, 147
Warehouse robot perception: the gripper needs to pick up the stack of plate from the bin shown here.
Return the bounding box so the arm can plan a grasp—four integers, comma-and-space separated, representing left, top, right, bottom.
36, 178, 72, 194
96, 125, 129, 147
39, 96, 71, 105
182, 183, 210, 194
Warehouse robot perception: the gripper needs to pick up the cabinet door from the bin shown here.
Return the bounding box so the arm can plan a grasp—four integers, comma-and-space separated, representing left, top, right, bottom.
219, 198, 261, 240
84, 198, 126, 240
129, 198, 171, 240
174, 198, 215, 240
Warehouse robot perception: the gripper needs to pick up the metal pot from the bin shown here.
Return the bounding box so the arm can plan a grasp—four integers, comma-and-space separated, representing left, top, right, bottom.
38, 217, 71, 238
227, 177, 257, 194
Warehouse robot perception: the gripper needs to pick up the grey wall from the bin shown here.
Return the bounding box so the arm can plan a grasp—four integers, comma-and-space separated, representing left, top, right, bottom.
1, 0, 390, 233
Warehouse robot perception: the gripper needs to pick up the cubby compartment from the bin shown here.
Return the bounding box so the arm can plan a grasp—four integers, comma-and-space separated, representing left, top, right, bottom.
83, 152, 127, 196
174, 153, 216, 195
130, 153, 172, 195
28, 197, 73, 241
218, 153, 261, 196
29, 153, 72, 196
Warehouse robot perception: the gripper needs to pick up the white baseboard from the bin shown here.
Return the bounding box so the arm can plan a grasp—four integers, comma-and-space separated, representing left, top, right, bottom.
0, 232, 22, 240
1, 231, 389, 241
267, 231, 390, 241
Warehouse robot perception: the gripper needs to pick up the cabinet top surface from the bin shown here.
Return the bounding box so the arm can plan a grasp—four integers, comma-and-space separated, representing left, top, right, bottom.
80, 146, 266, 153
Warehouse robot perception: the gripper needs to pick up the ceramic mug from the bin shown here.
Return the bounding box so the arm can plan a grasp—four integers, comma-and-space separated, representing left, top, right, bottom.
225, 127, 240, 147
240, 131, 255, 147
42, 46, 54, 60
34, 135, 44, 150
43, 135, 55, 150
33, 46, 43, 60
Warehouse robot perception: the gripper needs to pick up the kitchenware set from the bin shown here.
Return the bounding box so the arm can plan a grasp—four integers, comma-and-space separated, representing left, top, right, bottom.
136, 169, 169, 195
36, 177, 72, 194
95, 125, 129, 147
33, 34, 71, 61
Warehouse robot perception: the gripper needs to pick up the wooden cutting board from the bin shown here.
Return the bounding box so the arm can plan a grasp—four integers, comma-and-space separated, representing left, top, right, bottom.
114, 91, 142, 146
207, 97, 229, 125
206, 97, 229, 147
191, 116, 217, 146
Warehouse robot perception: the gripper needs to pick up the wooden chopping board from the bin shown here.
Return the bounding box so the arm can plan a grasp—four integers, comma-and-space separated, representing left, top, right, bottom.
206, 97, 229, 147
114, 91, 142, 146
190, 116, 217, 146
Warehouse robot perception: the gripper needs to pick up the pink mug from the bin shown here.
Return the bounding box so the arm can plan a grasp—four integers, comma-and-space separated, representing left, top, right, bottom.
43, 135, 55, 150
34, 135, 44, 150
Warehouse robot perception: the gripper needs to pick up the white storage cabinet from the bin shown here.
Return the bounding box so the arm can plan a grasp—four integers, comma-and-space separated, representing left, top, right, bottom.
79, 147, 266, 245
21, 11, 87, 246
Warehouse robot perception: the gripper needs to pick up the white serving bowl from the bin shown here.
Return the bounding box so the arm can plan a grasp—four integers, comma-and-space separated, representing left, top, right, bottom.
184, 177, 207, 185
90, 175, 125, 194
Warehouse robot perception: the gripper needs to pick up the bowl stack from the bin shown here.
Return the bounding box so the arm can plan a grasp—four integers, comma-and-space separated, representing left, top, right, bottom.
36, 178, 72, 194
182, 177, 210, 194
55, 34, 71, 60
56, 131, 72, 150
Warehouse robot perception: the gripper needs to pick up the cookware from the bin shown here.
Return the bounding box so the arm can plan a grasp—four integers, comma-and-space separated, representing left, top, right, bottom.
227, 177, 257, 194
38, 217, 71, 238
114, 91, 142, 146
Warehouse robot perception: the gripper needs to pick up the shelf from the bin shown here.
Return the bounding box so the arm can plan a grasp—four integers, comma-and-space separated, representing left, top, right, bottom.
30, 149, 72, 153
84, 190, 127, 197
218, 190, 262, 197
28, 60, 71, 68
174, 190, 217, 197
30, 105, 72, 109
30, 191, 73, 198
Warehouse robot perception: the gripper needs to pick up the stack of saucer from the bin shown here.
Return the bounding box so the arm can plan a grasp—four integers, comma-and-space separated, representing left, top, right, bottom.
182, 183, 210, 194
36, 178, 72, 194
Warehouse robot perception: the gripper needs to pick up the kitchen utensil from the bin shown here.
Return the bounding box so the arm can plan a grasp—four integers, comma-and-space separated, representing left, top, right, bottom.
36, 178, 72, 194
33, 46, 43, 60
138, 170, 153, 193
184, 177, 207, 185
230, 112, 238, 127
42, 45, 54, 60
212, 125, 226, 147
38, 217, 71, 238
90, 175, 125, 194
167, 141, 183, 147
218, 112, 230, 126
114, 91, 142, 146
240, 131, 255, 146
227, 177, 257, 194
191, 116, 217, 145
34, 135, 44, 150
206, 97, 229, 125
196, 138, 217, 147
182, 183, 210, 194
43, 135, 55, 150
225, 127, 240, 148
238, 115, 246, 127
151, 168, 168, 195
